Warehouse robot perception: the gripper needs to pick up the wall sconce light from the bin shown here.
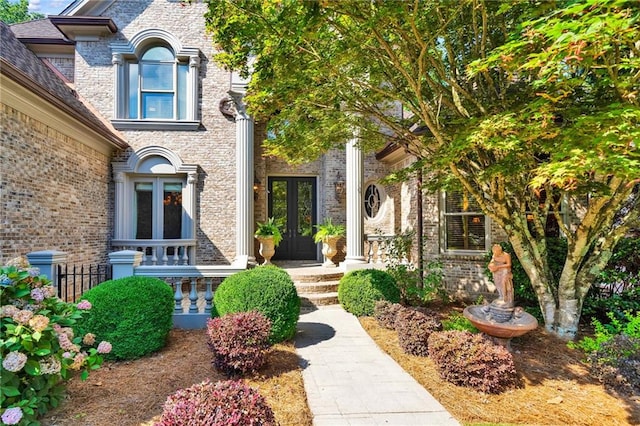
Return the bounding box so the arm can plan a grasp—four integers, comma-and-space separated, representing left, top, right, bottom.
334, 172, 345, 201
253, 177, 260, 201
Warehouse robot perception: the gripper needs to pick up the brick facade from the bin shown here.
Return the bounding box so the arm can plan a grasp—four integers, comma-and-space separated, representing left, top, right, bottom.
0, 104, 112, 266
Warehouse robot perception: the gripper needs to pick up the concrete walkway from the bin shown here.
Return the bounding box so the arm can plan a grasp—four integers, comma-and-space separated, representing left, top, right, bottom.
295, 305, 460, 426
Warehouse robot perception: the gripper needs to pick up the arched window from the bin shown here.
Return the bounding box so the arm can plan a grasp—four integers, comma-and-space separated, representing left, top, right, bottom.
111, 30, 200, 130
126, 46, 188, 120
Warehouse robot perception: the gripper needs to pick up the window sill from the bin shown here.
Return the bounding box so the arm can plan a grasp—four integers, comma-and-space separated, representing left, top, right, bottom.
111, 119, 201, 131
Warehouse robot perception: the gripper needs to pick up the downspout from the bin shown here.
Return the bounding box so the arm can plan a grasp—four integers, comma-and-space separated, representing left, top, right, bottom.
417, 168, 424, 282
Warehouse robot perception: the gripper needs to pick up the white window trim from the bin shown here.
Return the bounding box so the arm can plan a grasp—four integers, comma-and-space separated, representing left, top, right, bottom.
363, 181, 387, 225
439, 191, 491, 255
111, 29, 201, 130
112, 146, 197, 243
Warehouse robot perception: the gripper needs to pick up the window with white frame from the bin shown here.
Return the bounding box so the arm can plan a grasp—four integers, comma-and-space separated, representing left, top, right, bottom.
441, 192, 488, 252
111, 29, 200, 130
133, 178, 184, 240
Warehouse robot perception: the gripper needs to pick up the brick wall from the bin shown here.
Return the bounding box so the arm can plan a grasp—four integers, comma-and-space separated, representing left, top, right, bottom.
0, 104, 112, 266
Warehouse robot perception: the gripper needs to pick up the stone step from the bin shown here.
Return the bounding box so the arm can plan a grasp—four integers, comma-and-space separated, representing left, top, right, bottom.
295, 281, 340, 295
300, 292, 339, 309
289, 271, 344, 283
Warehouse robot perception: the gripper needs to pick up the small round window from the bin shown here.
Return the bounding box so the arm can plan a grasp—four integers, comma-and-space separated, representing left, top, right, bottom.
364, 184, 383, 219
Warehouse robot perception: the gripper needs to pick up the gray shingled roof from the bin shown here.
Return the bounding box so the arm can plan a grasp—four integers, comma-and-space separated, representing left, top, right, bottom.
1, 21, 126, 149
9, 18, 68, 41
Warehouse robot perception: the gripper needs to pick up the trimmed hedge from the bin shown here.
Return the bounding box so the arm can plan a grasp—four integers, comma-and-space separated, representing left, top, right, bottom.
338, 269, 400, 317
207, 311, 272, 377
428, 330, 518, 394
395, 307, 442, 356
213, 265, 300, 343
77, 276, 174, 360
155, 379, 276, 426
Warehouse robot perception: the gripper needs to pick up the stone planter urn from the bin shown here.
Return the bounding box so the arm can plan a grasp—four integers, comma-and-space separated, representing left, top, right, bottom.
321, 235, 341, 267
257, 236, 276, 265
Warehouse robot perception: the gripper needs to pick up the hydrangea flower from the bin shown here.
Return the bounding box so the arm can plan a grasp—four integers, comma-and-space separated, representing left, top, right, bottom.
1, 407, 23, 425
97, 341, 113, 354
29, 314, 50, 332
31, 287, 46, 302
0, 274, 12, 286
39, 356, 62, 375
83, 333, 96, 346
77, 300, 92, 310
27, 267, 40, 277
2, 351, 28, 372
12, 309, 34, 324
0, 304, 19, 318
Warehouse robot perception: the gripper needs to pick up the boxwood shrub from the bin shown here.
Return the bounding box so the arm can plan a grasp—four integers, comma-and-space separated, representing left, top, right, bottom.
76, 276, 174, 360
338, 269, 400, 317
213, 265, 300, 343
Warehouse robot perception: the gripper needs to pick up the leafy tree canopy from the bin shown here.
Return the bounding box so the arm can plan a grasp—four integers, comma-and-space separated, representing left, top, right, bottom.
205, 0, 639, 338
1, 0, 44, 24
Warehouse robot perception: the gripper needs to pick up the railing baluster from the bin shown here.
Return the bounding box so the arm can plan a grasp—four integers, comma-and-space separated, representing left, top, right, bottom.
172, 247, 179, 266
151, 247, 158, 265
188, 279, 198, 314
173, 280, 184, 313
204, 278, 213, 314
161, 246, 169, 265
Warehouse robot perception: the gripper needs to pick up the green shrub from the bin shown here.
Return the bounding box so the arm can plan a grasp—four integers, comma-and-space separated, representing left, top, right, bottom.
428, 330, 518, 394
206, 311, 271, 377
77, 276, 174, 360
1, 264, 109, 424
442, 311, 479, 333
156, 379, 276, 426
338, 269, 400, 317
213, 266, 300, 343
373, 300, 403, 330
569, 310, 640, 355
587, 334, 640, 396
395, 307, 442, 356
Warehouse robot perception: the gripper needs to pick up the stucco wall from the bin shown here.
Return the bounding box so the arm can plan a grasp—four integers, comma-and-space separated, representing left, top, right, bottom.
0, 104, 112, 266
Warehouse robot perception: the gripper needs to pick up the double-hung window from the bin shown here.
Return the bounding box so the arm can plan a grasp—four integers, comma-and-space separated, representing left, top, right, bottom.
127, 46, 188, 120
441, 192, 488, 252
111, 30, 200, 130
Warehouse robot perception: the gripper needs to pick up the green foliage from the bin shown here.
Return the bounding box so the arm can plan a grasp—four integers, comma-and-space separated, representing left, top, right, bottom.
313, 218, 345, 243
156, 379, 276, 426
587, 334, 640, 396
428, 331, 518, 394
205, 0, 640, 338
1, 264, 108, 424
569, 310, 640, 355
442, 312, 479, 334
254, 217, 283, 246
338, 269, 400, 317
77, 276, 174, 360
0, 0, 44, 24
213, 266, 300, 343
206, 311, 271, 377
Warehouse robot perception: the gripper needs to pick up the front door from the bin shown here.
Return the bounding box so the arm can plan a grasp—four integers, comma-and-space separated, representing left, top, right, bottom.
268, 177, 317, 260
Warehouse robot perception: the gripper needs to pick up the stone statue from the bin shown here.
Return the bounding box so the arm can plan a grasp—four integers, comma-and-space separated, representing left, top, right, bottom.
488, 244, 514, 308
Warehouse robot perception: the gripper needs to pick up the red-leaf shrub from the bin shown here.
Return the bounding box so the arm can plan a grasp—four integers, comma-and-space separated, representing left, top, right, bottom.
155, 379, 276, 426
207, 311, 271, 377
395, 306, 442, 356
428, 330, 518, 394
374, 300, 403, 330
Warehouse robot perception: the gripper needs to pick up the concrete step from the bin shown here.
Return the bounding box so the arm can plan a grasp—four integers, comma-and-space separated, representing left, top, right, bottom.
295, 281, 339, 295
300, 292, 339, 309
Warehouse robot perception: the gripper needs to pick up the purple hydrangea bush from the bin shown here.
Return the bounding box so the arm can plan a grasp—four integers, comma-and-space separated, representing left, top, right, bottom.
0, 263, 111, 423
155, 379, 276, 426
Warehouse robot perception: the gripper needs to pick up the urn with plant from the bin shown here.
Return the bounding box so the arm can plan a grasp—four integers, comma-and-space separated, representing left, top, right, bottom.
254, 217, 283, 265
314, 218, 346, 267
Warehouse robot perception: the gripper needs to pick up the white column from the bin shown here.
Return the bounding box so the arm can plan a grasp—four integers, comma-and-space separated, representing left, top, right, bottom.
113, 171, 126, 239
231, 94, 255, 263
344, 138, 366, 266
188, 55, 200, 121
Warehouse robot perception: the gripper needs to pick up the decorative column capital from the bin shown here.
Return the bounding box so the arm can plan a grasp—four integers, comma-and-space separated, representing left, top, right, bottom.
114, 172, 125, 183
219, 92, 250, 121
187, 171, 197, 184
112, 52, 123, 65
189, 55, 200, 69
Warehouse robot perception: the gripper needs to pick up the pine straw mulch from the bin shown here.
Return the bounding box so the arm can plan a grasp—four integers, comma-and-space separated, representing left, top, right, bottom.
361, 311, 640, 426
40, 328, 312, 426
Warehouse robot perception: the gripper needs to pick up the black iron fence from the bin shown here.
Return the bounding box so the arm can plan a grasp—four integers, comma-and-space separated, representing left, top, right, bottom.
57, 264, 112, 302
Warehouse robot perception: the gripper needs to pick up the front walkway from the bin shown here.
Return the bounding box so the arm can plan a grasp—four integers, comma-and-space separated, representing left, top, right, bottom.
295, 305, 460, 426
